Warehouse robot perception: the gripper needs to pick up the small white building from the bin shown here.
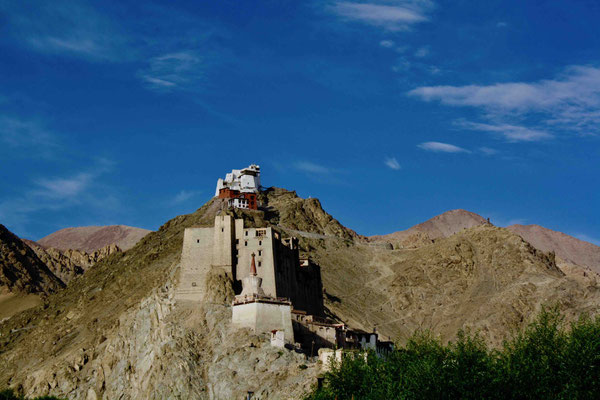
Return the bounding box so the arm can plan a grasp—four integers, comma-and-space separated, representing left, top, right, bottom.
231, 253, 294, 342
215, 164, 261, 197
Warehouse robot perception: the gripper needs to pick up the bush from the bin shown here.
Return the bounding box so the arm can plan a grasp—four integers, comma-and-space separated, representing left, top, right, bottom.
305, 307, 600, 400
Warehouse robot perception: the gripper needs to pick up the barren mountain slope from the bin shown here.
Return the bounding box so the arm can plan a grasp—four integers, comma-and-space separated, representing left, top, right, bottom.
38, 225, 150, 253
0, 226, 65, 320
1, 190, 599, 399
24, 240, 121, 284
507, 224, 600, 272
306, 226, 600, 346
369, 209, 486, 247
0, 225, 64, 296
0, 194, 321, 399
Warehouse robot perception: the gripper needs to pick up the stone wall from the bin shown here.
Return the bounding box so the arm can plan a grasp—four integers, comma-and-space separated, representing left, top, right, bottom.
232, 301, 294, 341
175, 227, 214, 301
177, 216, 324, 315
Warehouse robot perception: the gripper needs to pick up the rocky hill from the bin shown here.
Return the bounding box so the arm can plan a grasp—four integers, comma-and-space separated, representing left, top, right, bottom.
23, 240, 121, 284
1, 190, 600, 399
507, 224, 600, 272
38, 225, 150, 253
369, 209, 487, 248
0, 225, 65, 321
0, 225, 64, 296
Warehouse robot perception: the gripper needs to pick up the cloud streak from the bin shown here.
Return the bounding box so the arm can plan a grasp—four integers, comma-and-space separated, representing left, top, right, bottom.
456, 121, 552, 142
329, 0, 434, 31
293, 161, 333, 175
0, 159, 119, 235
139, 51, 206, 92
0, 1, 126, 60
0, 116, 57, 149
384, 157, 402, 170
418, 141, 470, 153
171, 190, 201, 205
409, 65, 600, 139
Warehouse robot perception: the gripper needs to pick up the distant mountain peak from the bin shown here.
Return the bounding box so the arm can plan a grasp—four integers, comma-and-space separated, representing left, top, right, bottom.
507, 224, 600, 271
369, 209, 487, 244
38, 225, 151, 253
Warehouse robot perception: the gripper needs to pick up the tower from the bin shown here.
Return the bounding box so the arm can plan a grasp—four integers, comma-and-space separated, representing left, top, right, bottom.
231, 253, 294, 342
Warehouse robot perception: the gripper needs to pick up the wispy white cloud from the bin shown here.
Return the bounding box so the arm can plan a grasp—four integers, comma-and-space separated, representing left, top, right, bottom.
293, 161, 333, 175
0, 1, 126, 60
409, 65, 600, 138
496, 22, 508, 28
0, 159, 119, 233
139, 51, 206, 92
418, 141, 470, 153
379, 39, 395, 48
171, 190, 201, 205
329, 0, 435, 31
0, 116, 57, 149
384, 157, 402, 170
414, 46, 430, 58
34, 173, 93, 199
479, 147, 498, 156
457, 121, 552, 142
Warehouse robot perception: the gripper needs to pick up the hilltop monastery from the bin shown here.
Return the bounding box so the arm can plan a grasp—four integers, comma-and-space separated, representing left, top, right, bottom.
176, 164, 392, 354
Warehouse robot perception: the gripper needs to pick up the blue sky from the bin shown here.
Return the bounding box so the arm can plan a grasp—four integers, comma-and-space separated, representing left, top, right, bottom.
0, 0, 599, 244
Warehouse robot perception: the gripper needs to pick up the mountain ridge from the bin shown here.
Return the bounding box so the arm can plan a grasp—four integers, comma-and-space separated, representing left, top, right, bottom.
1, 190, 600, 398
38, 225, 151, 253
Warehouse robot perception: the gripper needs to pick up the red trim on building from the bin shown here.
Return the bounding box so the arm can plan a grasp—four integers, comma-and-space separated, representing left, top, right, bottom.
218, 188, 258, 210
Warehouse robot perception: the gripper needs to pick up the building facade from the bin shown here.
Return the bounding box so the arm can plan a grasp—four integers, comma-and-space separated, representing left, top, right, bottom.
176, 214, 324, 316
214, 164, 261, 210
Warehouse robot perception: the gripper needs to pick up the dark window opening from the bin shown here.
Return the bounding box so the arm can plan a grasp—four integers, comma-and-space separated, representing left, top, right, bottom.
221, 228, 224, 232
245, 241, 248, 246
197, 239, 199, 243
258, 262, 262, 267
258, 250, 262, 256
191, 282, 197, 287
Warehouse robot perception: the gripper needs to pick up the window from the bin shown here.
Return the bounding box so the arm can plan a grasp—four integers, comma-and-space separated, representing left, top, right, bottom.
221, 228, 224, 232
258, 250, 262, 256
259, 241, 262, 246
258, 262, 262, 267
245, 231, 248, 236
191, 282, 197, 287
197, 239, 199, 243
245, 241, 248, 246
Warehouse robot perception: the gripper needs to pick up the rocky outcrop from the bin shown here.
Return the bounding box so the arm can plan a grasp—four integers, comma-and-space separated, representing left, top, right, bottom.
0, 225, 64, 295
38, 225, 150, 253
508, 224, 600, 273
0, 197, 319, 399
313, 224, 600, 346
2, 192, 600, 398
260, 187, 360, 241
24, 241, 121, 284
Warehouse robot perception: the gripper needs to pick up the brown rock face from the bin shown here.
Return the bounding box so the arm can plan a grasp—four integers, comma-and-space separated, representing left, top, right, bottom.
24, 240, 121, 284
1, 190, 599, 399
314, 224, 600, 347
38, 225, 150, 253
259, 187, 359, 241
0, 225, 64, 295
369, 209, 487, 246
507, 224, 600, 273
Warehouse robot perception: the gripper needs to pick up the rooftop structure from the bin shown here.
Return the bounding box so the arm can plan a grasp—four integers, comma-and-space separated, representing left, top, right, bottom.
215, 164, 261, 209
